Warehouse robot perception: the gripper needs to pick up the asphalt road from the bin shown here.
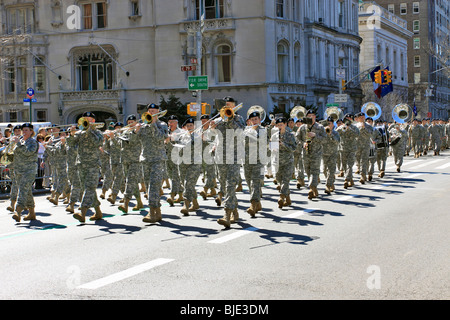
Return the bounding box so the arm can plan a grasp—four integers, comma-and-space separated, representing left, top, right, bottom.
0, 151, 449, 302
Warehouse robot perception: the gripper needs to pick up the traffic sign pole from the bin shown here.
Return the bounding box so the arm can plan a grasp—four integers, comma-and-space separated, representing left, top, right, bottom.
27, 88, 35, 123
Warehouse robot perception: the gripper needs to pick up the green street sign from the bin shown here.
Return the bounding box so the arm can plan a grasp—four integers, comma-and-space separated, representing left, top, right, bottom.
188, 75, 208, 91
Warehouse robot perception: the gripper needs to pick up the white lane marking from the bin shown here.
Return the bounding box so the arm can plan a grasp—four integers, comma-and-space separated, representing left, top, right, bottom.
408, 159, 445, 170
403, 173, 423, 179
284, 208, 318, 219
369, 183, 392, 190
386, 160, 424, 170
334, 195, 358, 202
77, 258, 174, 290
436, 161, 450, 170
208, 227, 258, 244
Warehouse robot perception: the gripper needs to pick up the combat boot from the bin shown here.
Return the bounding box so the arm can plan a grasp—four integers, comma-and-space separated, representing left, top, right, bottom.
90, 206, 103, 221
174, 193, 184, 203
23, 207, 36, 221
283, 194, 291, 206
230, 208, 239, 223
163, 179, 170, 189
235, 182, 243, 192
155, 207, 162, 222
118, 197, 131, 214
215, 193, 223, 207
278, 195, 285, 208
47, 191, 55, 201
325, 185, 332, 194
255, 200, 262, 212
167, 193, 176, 207
189, 198, 199, 212
180, 201, 190, 216
199, 187, 208, 200
338, 170, 344, 177
349, 179, 355, 187
7, 200, 16, 212
12, 205, 24, 223
207, 188, 216, 197
331, 184, 336, 192
100, 188, 107, 199
73, 207, 88, 223
379, 171, 385, 178
132, 195, 144, 211
344, 180, 349, 189
217, 209, 232, 229
66, 202, 76, 213
308, 188, 315, 200
49, 192, 60, 205
247, 200, 258, 217
107, 193, 117, 205
296, 179, 305, 189
359, 174, 366, 184
143, 208, 158, 223
63, 192, 71, 205
159, 188, 164, 196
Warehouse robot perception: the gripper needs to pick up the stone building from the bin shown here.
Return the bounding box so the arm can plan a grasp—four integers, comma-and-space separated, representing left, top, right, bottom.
0, 0, 363, 124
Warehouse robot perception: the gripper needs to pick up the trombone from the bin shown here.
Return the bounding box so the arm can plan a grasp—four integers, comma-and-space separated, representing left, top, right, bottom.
141, 110, 168, 124
78, 117, 105, 130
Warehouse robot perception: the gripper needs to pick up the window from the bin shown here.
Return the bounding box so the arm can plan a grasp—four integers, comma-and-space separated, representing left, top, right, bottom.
413, 37, 420, 49
388, 4, 395, 14
17, 57, 27, 93
36, 110, 47, 122
276, 0, 284, 18
277, 42, 289, 83
338, 1, 344, 28
294, 43, 301, 83
34, 56, 46, 92
400, 3, 407, 15
75, 53, 114, 91
414, 55, 420, 67
215, 44, 231, 83
82, 2, 107, 30
413, 20, 420, 32
6, 6, 35, 34
130, 0, 140, 17
5, 59, 15, 93
414, 73, 421, 84
197, 0, 224, 20
413, 2, 420, 14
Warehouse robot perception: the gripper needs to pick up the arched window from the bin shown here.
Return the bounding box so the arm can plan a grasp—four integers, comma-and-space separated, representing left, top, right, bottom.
215, 44, 232, 83
277, 42, 289, 83
73, 50, 115, 91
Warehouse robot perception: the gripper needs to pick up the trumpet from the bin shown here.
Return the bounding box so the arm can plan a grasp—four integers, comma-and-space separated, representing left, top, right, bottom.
78, 117, 105, 131
141, 110, 168, 124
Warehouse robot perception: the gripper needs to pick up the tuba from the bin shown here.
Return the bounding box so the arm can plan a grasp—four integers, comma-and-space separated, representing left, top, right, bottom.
247, 105, 267, 123
290, 106, 307, 121
141, 110, 168, 124
362, 102, 382, 121
324, 106, 344, 122
78, 117, 105, 130
392, 103, 412, 124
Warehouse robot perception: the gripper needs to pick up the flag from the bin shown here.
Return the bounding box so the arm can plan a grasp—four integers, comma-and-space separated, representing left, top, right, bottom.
380, 66, 393, 97
413, 99, 417, 116
370, 66, 382, 99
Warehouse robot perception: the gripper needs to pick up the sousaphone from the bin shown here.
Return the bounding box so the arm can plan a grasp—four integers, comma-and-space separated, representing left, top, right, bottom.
362, 102, 382, 121
392, 103, 412, 124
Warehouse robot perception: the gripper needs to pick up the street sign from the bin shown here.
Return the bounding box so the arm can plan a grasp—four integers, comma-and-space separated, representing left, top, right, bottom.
334, 94, 348, 103
181, 65, 197, 72
336, 69, 346, 79
23, 98, 37, 103
188, 75, 208, 91
26, 88, 35, 98
190, 58, 198, 65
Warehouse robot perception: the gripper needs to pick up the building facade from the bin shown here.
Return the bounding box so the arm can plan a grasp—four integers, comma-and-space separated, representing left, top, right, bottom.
375, 0, 450, 119
0, 0, 363, 124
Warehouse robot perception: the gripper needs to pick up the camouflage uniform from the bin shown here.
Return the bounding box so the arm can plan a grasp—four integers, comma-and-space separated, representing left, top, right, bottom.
13, 137, 38, 210
368, 127, 381, 178
120, 130, 142, 200
166, 127, 184, 197
355, 122, 374, 182
336, 123, 360, 185
274, 127, 297, 196
139, 120, 168, 215
108, 135, 124, 196
71, 128, 104, 209
100, 138, 112, 191
48, 140, 69, 196
179, 130, 202, 204
296, 122, 326, 190
66, 135, 81, 206
322, 127, 340, 190
202, 127, 217, 191
428, 123, 442, 154
389, 125, 407, 171
409, 123, 422, 157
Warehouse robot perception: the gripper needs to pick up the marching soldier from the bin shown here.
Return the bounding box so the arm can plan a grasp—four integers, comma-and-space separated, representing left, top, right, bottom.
199, 114, 218, 200
322, 116, 340, 194
336, 114, 360, 189
294, 119, 306, 189
165, 115, 184, 206
105, 122, 125, 205
211, 96, 245, 228
354, 112, 374, 184
296, 110, 326, 199
65, 126, 81, 213
11, 124, 39, 222
389, 123, 407, 172
6, 125, 22, 213
178, 118, 202, 216
47, 131, 69, 205
118, 117, 144, 214
243, 110, 267, 217
374, 120, 389, 178
72, 112, 105, 223
366, 117, 380, 181
138, 103, 169, 224
428, 119, 442, 155
409, 119, 422, 158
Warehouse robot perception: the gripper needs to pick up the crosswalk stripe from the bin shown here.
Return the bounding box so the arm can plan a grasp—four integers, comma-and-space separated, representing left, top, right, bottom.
407, 159, 446, 170
77, 258, 174, 290
436, 161, 450, 170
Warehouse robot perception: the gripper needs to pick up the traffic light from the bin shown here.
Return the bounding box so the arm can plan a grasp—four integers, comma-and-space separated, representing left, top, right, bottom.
384, 70, 392, 84
374, 70, 383, 84
341, 79, 347, 91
